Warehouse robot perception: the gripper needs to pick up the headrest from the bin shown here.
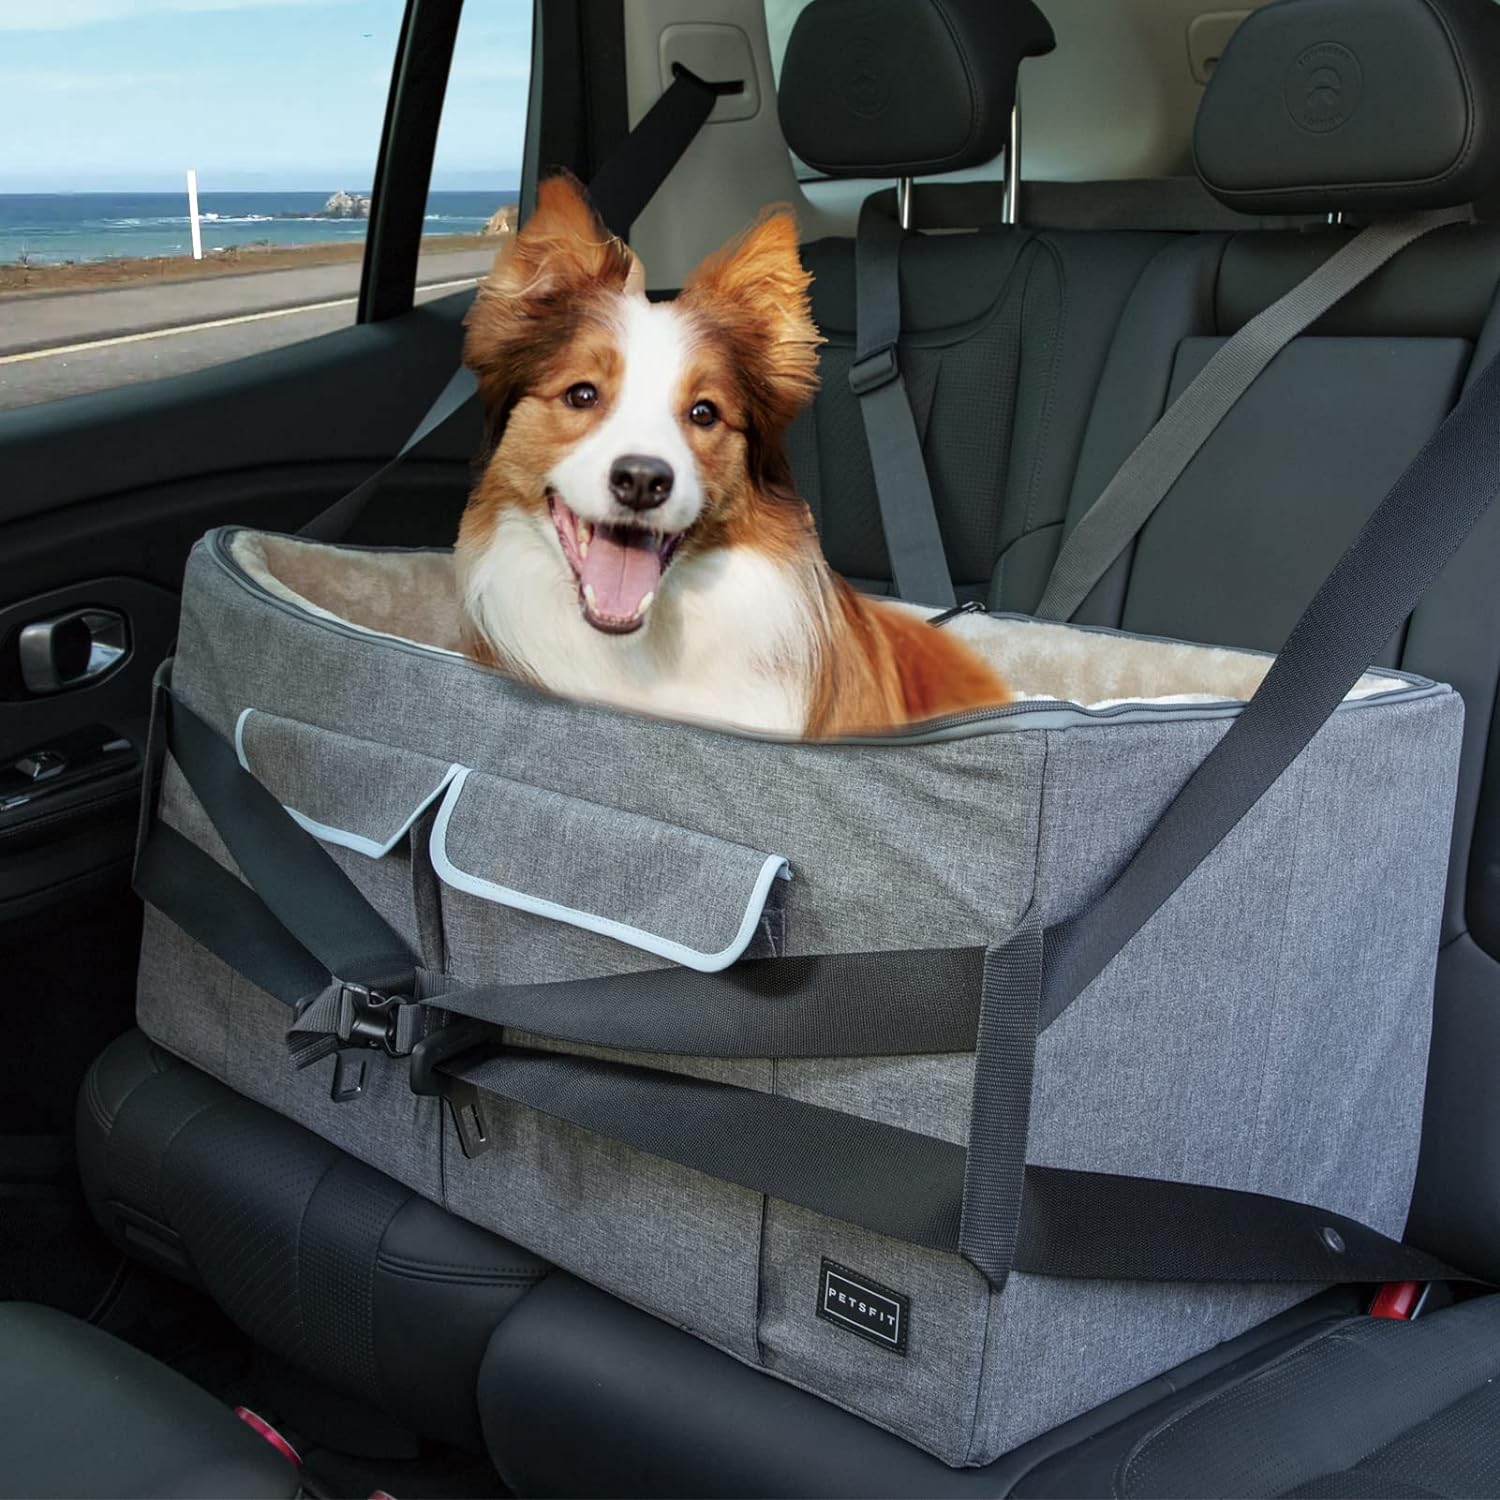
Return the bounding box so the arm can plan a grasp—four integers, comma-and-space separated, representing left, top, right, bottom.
778, 0, 1055, 180
1195, 0, 1500, 215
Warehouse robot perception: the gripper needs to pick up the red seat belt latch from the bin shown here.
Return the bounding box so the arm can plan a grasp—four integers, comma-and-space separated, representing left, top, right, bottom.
234, 1406, 302, 1466
1370, 1280, 1425, 1319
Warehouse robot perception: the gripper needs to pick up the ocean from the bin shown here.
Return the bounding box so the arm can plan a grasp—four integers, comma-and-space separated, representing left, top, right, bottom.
0, 190, 518, 266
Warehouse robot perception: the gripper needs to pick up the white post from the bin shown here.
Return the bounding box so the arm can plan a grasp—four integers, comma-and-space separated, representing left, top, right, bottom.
186, 168, 203, 260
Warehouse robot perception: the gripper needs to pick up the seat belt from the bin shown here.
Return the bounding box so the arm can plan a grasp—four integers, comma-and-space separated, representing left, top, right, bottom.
849, 194, 958, 609
137, 274, 1500, 1293
299, 63, 722, 546
1033, 205, 1470, 622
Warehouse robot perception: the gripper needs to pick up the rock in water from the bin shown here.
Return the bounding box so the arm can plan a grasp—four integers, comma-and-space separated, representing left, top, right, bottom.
322, 190, 372, 219
483, 203, 517, 236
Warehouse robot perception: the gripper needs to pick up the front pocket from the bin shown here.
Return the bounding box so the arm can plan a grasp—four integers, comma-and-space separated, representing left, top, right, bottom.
429, 766, 790, 981
235, 707, 459, 857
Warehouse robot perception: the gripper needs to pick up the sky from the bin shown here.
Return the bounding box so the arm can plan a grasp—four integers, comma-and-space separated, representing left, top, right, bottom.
0, 0, 531, 192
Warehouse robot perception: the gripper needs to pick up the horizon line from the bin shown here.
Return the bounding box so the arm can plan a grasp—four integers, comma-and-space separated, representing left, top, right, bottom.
0, 185, 521, 194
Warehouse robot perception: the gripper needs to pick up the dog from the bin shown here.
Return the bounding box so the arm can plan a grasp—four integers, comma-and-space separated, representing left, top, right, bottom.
456, 174, 1012, 737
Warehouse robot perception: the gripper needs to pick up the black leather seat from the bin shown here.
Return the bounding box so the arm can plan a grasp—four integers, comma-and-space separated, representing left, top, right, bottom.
76, 1029, 546, 1453
480, 1276, 1500, 1499
780, 0, 1171, 605
0, 1300, 301, 1500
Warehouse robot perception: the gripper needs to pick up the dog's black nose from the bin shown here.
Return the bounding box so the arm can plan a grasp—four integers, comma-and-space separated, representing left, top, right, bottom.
609, 455, 674, 511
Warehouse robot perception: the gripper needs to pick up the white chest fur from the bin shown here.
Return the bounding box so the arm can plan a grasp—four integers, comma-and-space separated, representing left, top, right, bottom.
462, 509, 816, 736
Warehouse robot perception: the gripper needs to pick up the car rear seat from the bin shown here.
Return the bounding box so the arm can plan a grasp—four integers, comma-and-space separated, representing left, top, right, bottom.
779, 0, 1176, 605
76, 1029, 546, 1454
75, 0, 1500, 1490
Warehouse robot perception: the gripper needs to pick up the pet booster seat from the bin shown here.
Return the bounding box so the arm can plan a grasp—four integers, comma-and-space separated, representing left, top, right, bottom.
131, 523, 1468, 1467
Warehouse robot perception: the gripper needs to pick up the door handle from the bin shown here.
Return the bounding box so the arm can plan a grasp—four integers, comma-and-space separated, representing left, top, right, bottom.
18, 608, 130, 695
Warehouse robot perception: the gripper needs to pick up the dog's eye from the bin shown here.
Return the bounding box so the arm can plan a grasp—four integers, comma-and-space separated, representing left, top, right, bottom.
688, 399, 718, 428
564, 382, 599, 409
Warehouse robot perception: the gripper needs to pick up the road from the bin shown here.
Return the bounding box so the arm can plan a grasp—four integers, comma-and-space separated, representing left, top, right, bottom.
0, 248, 496, 412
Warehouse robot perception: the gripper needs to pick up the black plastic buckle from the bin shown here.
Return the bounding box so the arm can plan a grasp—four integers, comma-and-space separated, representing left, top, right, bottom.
410, 1021, 495, 1159
341, 983, 405, 1057
328, 984, 409, 1103
848, 345, 900, 396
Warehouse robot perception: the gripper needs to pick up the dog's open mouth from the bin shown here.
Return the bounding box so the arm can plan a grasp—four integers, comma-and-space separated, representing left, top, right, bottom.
549, 493, 685, 634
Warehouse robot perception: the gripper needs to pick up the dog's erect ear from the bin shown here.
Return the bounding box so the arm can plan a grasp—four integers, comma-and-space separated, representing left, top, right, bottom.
463, 173, 640, 413
679, 209, 823, 427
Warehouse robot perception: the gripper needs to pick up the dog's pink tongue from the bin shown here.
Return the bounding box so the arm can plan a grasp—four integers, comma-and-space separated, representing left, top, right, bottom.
579, 528, 663, 628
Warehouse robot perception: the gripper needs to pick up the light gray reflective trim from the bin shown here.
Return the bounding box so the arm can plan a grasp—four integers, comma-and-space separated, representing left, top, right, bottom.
429, 767, 792, 973
234, 707, 462, 859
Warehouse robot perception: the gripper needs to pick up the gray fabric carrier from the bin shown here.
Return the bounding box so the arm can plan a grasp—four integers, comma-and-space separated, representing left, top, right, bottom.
136, 527, 1460, 1467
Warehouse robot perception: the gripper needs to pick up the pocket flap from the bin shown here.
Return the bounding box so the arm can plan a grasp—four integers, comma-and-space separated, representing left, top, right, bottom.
431, 767, 790, 972
235, 708, 459, 858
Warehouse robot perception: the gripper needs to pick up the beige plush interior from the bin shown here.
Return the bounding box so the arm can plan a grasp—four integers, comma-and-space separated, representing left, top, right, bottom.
230, 532, 1401, 710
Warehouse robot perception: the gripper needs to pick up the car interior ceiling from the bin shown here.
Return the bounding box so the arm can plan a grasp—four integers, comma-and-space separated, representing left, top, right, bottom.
8, 0, 1500, 1496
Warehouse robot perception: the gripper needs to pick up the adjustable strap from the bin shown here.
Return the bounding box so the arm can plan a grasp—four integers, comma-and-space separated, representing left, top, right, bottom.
850, 194, 958, 609
298, 64, 721, 547
1034, 206, 1470, 622
163, 691, 415, 992
436, 1045, 1474, 1286
420, 945, 984, 1057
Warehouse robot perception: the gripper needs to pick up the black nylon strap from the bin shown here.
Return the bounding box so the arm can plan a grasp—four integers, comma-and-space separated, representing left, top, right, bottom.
1012, 1168, 1469, 1284
958, 915, 1042, 1289
851, 195, 958, 609
450, 1048, 968, 1252
425, 945, 985, 1058
1039, 341, 1500, 1032
298, 65, 718, 547
299, 365, 478, 543
442, 1045, 1477, 1286
135, 822, 328, 1005
164, 691, 415, 995
585, 64, 718, 237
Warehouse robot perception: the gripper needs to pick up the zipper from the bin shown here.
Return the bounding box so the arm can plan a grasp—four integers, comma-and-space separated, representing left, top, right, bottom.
207, 528, 1441, 749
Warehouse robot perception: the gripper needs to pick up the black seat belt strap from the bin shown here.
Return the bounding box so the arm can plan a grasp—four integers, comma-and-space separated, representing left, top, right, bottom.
850, 194, 958, 609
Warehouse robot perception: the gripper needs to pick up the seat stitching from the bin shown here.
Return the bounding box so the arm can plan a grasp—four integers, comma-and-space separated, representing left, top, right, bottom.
1114, 1320, 1361, 1498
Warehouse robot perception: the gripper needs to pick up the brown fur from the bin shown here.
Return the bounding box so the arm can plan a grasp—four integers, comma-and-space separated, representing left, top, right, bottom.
458, 174, 1012, 737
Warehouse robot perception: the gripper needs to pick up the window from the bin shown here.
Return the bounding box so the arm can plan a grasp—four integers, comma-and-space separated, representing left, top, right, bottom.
0, 0, 531, 413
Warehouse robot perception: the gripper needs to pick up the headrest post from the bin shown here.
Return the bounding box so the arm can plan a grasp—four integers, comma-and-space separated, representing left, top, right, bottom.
1004, 102, 1022, 226
897, 177, 914, 231
1327, 211, 1345, 227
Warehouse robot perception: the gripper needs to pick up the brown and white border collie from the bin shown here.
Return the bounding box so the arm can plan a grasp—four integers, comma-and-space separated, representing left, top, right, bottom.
456, 174, 1012, 737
